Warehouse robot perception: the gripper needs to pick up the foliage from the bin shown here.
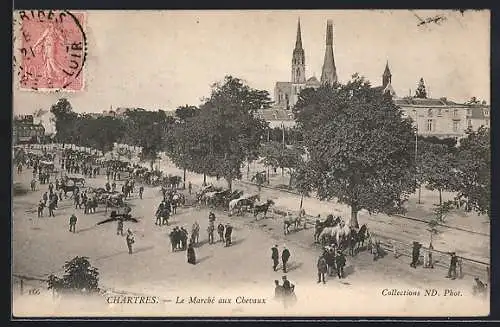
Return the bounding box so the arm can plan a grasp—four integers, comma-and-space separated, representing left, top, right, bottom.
415, 78, 427, 99
169, 76, 270, 190
419, 141, 457, 205
293, 74, 417, 227
50, 98, 78, 143
47, 256, 99, 295
453, 126, 490, 216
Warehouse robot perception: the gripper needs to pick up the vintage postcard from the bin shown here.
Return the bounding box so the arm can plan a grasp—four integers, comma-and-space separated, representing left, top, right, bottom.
12, 10, 490, 318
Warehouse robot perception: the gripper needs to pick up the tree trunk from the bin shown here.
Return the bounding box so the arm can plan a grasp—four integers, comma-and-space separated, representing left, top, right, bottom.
226, 178, 232, 192
247, 160, 250, 179
267, 167, 270, 185
149, 160, 154, 171
350, 206, 359, 229
418, 186, 422, 204
439, 188, 442, 207
203, 173, 207, 186
183, 168, 187, 189
299, 194, 304, 211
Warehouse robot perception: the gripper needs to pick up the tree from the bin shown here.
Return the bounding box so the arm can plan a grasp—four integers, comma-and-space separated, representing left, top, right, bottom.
181, 76, 270, 190
293, 74, 417, 228
453, 126, 490, 216
419, 141, 457, 208
47, 256, 99, 295
415, 78, 427, 99
50, 98, 79, 143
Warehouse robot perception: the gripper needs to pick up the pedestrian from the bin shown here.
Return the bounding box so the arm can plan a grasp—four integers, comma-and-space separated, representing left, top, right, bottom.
209, 211, 216, 223
217, 223, 225, 242
117, 219, 124, 236
139, 186, 144, 199
48, 199, 56, 217
224, 223, 233, 247
155, 202, 164, 226
207, 222, 215, 245
69, 214, 77, 233
187, 242, 196, 265
281, 275, 296, 308
43, 192, 48, 206
188, 181, 192, 195
446, 252, 458, 280
282, 246, 291, 273
74, 193, 81, 209
335, 249, 346, 279
112, 182, 116, 192
271, 244, 279, 271
126, 229, 135, 254
317, 255, 328, 284
37, 200, 45, 217
325, 247, 336, 276
410, 241, 421, 268
424, 242, 434, 268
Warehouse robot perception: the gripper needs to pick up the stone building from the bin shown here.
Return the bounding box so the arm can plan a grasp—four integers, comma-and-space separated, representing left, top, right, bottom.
13, 115, 45, 144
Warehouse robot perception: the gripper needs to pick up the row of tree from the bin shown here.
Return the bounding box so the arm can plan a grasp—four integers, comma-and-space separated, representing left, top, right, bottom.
49, 74, 490, 229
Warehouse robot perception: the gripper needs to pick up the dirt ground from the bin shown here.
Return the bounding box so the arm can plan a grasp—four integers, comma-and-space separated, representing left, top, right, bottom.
11, 147, 489, 317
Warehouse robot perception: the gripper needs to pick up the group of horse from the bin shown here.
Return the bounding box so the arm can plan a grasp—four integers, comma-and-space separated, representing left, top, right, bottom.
314, 215, 370, 256
196, 184, 275, 219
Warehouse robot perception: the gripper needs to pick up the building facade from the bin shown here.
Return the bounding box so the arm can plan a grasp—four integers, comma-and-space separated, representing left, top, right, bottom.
13, 115, 45, 144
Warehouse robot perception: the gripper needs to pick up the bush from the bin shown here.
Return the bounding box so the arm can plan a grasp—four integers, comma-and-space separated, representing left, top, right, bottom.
48, 256, 100, 295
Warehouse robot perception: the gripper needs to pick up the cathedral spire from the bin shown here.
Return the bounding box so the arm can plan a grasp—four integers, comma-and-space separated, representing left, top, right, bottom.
295, 18, 302, 49
291, 18, 306, 84
383, 60, 392, 88
321, 20, 337, 85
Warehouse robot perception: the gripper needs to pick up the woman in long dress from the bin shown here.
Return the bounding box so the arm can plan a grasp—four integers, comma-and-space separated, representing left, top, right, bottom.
187, 242, 196, 265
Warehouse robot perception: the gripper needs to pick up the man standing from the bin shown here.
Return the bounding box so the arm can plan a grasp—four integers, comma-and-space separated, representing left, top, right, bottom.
224, 223, 233, 247
207, 222, 215, 245
187, 242, 196, 265
446, 252, 458, 280
126, 229, 135, 254
410, 241, 421, 268
111, 181, 116, 192
271, 245, 279, 271
117, 219, 124, 236
188, 181, 192, 195
69, 214, 77, 233
209, 211, 216, 224
48, 198, 56, 217
335, 249, 346, 279
155, 201, 164, 226
139, 186, 144, 199
37, 200, 45, 217
317, 255, 328, 284
217, 223, 225, 243
43, 192, 48, 206
282, 246, 291, 273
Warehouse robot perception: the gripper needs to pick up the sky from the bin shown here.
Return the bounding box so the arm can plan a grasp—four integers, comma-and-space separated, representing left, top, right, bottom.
13, 9, 490, 120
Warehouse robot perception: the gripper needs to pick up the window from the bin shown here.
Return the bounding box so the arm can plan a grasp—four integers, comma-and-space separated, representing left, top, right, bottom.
428, 109, 433, 117
453, 121, 460, 132
453, 109, 458, 118
484, 110, 489, 116
427, 119, 433, 132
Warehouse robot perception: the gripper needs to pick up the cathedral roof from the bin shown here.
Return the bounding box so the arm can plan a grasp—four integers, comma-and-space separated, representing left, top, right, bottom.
306, 76, 321, 87
382, 83, 396, 96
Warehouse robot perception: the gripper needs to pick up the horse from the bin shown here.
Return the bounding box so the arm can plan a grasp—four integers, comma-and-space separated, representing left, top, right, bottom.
60, 184, 78, 197
284, 215, 302, 235
253, 199, 275, 219
355, 224, 369, 252
171, 193, 185, 211
318, 226, 338, 246
335, 223, 352, 251
224, 190, 243, 208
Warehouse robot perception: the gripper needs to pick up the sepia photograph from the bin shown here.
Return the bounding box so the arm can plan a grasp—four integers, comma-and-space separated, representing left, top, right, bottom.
11, 9, 490, 317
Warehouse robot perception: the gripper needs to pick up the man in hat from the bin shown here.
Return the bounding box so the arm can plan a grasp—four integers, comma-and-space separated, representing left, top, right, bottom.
117, 219, 124, 236
335, 249, 346, 279
446, 252, 458, 280
274, 280, 284, 301
155, 201, 165, 226
410, 241, 421, 268
271, 245, 279, 271
217, 223, 225, 243
317, 255, 328, 284
69, 213, 77, 233
188, 181, 192, 195
139, 186, 144, 199
126, 229, 135, 254
207, 221, 215, 245
282, 246, 291, 273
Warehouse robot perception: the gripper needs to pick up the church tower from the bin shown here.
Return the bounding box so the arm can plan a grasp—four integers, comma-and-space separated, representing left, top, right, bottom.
291, 18, 306, 84
321, 20, 338, 85
382, 61, 392, 88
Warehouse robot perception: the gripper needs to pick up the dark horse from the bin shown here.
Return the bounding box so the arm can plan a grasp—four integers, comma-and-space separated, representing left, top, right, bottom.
253, 199, 274, 219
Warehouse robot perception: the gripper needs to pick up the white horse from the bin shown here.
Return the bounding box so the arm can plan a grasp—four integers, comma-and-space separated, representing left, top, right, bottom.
228, 198, 242, 216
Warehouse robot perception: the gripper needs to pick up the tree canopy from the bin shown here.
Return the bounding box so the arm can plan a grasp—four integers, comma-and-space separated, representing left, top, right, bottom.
293, 74, 417, 227
453, 126, 490, 216
415, 77, 427, 99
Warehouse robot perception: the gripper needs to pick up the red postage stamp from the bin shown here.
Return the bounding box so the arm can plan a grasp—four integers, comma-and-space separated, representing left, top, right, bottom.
17, 10, 87, 91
